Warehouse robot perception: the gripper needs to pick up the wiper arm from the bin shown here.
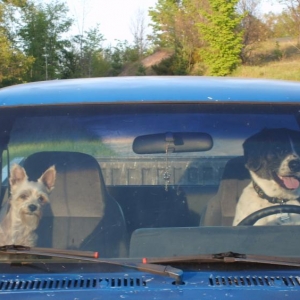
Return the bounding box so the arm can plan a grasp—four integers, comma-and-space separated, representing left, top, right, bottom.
0, 245, 183, 285
145, 251, 300, 268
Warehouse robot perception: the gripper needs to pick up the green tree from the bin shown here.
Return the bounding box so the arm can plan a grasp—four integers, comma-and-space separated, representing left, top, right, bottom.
265, 4, 300, 44
197, 0, 243, 76
279, 0, 300, 44
264, 12, 289, 38
18, 0, 72, 81
152, 55, 175, 75
0, 30, 34, 87
89, 51, 111, 77
135, 63, 146, 76
61, 26, 108, 78
104, 41, 141, 76
82, 27, 105, 76
237, 0, 272, 63
149, 0, 180, 48
0, 0, 34, 87
149, 0, 206, 74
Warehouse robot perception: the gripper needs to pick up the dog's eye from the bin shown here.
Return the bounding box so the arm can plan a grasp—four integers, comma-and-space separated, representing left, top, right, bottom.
20, 194, 28, 200
38, 196, 45, 203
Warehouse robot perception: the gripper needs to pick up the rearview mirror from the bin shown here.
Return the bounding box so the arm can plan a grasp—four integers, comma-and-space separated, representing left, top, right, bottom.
133, 132, 213, 154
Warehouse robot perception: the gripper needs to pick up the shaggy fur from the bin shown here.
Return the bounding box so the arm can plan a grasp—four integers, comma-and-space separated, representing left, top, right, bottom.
233, 128, 300, 226
0, 164, 56, 246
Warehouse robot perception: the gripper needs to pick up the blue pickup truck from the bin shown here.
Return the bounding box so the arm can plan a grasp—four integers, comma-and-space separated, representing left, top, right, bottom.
1, 76, 300, 299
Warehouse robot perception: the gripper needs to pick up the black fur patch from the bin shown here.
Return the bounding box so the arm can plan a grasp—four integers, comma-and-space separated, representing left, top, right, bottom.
243, 128, 300, 180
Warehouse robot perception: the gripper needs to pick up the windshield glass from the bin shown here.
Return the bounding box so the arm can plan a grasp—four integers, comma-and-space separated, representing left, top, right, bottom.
1, 103, 300, 259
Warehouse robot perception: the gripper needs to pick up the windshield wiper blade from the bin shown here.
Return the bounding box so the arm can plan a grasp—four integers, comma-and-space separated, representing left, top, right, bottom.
216, 252, 300, 267
0, 245, 183, 285
0, 244, 99, 258
145, 251, 300, 268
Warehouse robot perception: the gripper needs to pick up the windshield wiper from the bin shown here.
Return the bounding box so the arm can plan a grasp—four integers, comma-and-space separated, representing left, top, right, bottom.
215, 252, 300, 267
144, 251, 300, 268
0, 245, 183, 285
0, 244, 100, 259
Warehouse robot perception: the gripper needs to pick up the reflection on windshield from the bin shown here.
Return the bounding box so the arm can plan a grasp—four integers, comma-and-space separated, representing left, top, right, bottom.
10, 113, 299, 157
0, 107, 300, 259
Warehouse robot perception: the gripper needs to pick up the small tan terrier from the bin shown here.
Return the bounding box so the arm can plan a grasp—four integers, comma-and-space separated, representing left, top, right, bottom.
0, 164, 56, 247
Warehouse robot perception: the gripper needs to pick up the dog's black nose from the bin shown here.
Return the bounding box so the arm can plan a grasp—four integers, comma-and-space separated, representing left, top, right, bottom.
28, 204, 37, 212
289, 160, 300, 172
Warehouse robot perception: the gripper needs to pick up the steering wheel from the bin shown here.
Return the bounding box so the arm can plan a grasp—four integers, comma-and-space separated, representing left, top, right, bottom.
237, 205, 300, 226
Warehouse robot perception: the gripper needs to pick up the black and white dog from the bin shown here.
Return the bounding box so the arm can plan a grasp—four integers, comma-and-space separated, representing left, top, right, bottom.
233, 128, 300, 226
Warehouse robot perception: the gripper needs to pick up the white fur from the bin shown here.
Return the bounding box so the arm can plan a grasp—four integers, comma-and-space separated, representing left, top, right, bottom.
233, 180, 300, 226
233, 159, 300, 226
0, 165, 56, 246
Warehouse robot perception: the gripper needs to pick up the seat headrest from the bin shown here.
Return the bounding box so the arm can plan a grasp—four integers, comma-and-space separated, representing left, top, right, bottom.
23, 151, 106, 217
221, 156, 249, 181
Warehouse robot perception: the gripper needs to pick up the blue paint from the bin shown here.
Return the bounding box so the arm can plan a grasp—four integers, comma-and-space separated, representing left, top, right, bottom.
1, 76, 300, 106
1, 269, 300, 299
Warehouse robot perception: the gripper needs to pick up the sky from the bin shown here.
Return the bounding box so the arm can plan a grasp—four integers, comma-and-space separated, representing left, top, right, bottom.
260, 1, 284, 15
63, 0, 284, 45
65, 0, 157, 45
39, 0, 284, 46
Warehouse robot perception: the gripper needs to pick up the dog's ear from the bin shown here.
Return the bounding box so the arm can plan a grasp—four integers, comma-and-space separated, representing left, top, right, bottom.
243, 130, 267, 172
38, 165, 56, 192
9, 164, 28, 189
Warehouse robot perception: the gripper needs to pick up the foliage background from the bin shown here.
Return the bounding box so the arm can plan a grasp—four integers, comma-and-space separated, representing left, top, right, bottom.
1, 0, 300, 86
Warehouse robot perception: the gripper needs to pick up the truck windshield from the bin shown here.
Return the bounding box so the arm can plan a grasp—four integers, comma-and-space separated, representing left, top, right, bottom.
0, 103, 299, 259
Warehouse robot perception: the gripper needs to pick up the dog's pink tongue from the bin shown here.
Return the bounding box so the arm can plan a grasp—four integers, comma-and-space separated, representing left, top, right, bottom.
282, 176, 300, 189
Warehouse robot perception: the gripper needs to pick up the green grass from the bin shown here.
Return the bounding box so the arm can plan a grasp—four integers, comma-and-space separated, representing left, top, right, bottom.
232, 59, 300, 81
8, 140, 114, 160
5, 116, 115, 164
231, 38, 300, 81
5, 140, 115, 167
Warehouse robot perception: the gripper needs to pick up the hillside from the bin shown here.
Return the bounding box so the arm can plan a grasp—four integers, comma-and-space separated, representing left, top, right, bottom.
120, 39, 300, 81
232, 38, 300, 81
119, 50, 173, 76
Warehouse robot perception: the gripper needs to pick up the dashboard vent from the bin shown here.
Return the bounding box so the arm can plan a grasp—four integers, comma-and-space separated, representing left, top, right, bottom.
0, 276, 146, 291
209, 275, 300, 287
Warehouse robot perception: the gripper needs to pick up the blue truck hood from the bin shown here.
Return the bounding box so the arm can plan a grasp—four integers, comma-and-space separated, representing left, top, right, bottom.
1, 269, 300, 299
